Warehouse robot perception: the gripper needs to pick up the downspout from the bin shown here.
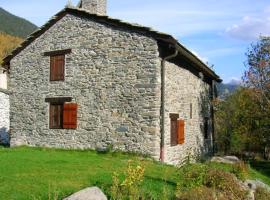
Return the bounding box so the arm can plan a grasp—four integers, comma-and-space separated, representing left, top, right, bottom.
160, 46, 178, 162
211, 80, 216, 154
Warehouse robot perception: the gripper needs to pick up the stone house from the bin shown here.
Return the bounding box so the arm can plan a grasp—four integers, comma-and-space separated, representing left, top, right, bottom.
2, 0, 221, 164
0, 69, 9, 145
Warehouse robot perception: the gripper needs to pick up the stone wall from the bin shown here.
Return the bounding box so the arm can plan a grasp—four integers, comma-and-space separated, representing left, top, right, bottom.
9, 13, 161, 159
164, 60, 213, 165
79, 0, 107, 15
0, 89, 9, 145
0, 73, 7, 89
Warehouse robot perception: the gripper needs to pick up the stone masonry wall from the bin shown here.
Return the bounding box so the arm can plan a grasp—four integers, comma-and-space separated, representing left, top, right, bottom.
164, 61, 213, 165
0, 89, 9, 145
9, 13, 161, 159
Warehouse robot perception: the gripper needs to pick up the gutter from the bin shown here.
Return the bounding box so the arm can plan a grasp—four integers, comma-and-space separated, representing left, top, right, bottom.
160, 46, 178, 162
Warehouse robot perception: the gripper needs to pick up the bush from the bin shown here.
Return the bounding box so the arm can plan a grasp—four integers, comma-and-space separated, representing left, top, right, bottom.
231, 161, 249, 181
255, 187, 270, 200
176, 164, 208, 191
110, 160, 145, 200
204, 169, 248, 200
176, 186, 221, 200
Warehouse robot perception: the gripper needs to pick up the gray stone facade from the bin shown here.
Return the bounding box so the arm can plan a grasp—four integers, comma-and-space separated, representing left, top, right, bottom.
7, 8, 218, 165
0, 89, 9, 145
9, 14, 161, 159
164, 61, 213, 165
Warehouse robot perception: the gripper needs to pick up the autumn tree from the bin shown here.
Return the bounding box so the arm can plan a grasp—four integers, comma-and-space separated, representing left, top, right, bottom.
0, 32, 22, 65
242, 36, 270, 159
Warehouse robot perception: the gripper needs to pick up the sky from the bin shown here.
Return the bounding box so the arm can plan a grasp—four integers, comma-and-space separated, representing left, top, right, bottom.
1, 0, 270, 83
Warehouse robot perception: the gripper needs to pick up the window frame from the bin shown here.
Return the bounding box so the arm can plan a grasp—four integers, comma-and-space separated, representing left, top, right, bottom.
170, 113, 179, 146
50, 54, 65, 82
43, 49, 71, 82
49, 103, 64, 129
204, 117, 209, 139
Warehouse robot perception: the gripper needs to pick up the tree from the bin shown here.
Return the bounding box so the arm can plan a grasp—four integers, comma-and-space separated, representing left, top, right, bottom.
243, 36, 270, 159
243, 36, 270, 108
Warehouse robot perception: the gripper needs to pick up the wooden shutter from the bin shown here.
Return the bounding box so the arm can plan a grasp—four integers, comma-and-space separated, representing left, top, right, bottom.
56, 55, 65, 80
63, 103, 78, 129
50, 55, 65, 81
177, 120, 185, 144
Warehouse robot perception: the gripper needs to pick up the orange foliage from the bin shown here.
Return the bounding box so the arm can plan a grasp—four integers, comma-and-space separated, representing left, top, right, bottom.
0, 32, 23, 65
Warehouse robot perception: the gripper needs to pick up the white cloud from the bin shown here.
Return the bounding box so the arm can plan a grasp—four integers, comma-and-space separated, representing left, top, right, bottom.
225, 8, 270, 41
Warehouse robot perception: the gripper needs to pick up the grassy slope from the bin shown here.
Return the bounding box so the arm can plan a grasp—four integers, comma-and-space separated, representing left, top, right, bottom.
0, 147, 177, 200
0, 147, 269, 200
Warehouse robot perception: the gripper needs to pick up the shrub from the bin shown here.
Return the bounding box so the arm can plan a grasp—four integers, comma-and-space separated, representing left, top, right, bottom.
176, 186, 219, 200
204, 169, 248, 200
110, 160, 145, 200
255, 187, 270, 200
176, 164, 208, 191
231, 161, 249, 181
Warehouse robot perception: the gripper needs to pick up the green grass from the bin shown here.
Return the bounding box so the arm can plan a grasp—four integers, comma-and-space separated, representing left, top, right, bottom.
249, 160, 270, 186
0, 147, 269, 200
0, 147, 177, 200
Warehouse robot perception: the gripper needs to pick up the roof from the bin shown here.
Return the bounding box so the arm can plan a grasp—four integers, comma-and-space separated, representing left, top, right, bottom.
2, 6, 221, 82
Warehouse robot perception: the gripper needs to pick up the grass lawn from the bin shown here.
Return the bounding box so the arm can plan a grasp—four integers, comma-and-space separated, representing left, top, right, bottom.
0, 147, 178, 200
0, 147, 269, 200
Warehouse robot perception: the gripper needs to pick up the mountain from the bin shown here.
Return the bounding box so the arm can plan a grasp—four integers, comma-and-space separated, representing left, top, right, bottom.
0, 7, 38, 38
217, 82, 240, 99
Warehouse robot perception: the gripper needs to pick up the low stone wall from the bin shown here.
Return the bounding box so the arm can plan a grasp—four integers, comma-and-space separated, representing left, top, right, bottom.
0, 88, 9, 145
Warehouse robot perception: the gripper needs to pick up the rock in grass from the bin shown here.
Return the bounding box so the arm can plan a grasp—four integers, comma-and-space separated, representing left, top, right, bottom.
211, 156, 240, 164
63, 187, 107, 200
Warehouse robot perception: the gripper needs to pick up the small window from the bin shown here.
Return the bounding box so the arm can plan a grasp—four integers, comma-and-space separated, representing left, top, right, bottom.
50, 103, 63, 129
50, 55, 65, 81
204, 117, 209, 139
170, 114, 179, 146
49, 102, 78, 129
44, 49, 71, 81
170, 114, 185, 146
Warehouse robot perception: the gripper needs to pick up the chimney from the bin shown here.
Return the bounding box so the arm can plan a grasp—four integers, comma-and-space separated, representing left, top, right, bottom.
77, 0, 107, 15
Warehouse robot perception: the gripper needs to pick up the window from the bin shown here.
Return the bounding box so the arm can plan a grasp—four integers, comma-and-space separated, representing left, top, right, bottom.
50, 103, 63, 129
50, 55, 65, 81
170, 114, 185, 146
44, 49, 71, 81
204, 117, 209, 139
49, 101, 78, 129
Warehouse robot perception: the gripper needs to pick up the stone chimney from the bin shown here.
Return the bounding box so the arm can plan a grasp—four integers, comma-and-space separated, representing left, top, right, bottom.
77, 0, 107, 15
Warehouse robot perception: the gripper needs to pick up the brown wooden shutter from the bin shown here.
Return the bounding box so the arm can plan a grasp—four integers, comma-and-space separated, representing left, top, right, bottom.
50, 55, 65, 81
50, 56, 56, 81
56, 55, 65, 80
177, 120, 185, 144
63, 103, 78, 129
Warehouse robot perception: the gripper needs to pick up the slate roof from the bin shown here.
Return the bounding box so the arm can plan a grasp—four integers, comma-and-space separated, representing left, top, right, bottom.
2, 6, 221, 82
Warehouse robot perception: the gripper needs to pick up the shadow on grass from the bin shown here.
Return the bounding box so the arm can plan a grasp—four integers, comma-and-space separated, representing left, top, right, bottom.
250, 160, 270, 178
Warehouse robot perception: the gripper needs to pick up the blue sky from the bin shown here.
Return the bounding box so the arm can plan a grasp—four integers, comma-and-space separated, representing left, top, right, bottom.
1, 0, 270, 83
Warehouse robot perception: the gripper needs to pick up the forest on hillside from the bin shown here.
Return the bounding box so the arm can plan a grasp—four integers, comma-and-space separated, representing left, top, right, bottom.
0, 7, 37, 38
0, 32, 22, 65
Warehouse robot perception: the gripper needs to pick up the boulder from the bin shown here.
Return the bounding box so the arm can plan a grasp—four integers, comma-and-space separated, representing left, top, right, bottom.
245, 179, 270, 191
211, 156, 240, 164
63, 187, 107, 200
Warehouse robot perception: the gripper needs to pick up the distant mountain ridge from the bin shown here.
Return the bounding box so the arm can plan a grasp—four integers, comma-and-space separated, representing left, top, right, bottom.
0, 7, 38, 38
217, 82, 240, 99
